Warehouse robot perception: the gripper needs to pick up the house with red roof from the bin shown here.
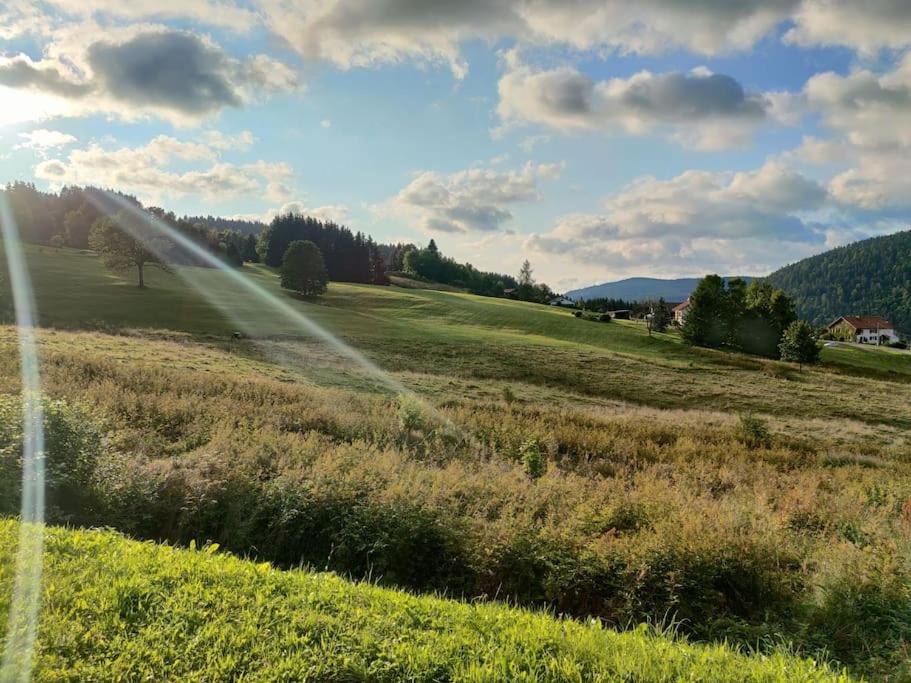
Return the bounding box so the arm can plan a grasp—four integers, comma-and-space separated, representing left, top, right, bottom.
827, 315, 900, 345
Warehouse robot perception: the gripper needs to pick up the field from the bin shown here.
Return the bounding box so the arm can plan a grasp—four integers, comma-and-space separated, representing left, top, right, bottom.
0, 521, 850, 681
2, 244, 911, 680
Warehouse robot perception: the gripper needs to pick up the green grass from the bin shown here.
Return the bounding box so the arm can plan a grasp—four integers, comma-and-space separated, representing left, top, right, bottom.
0, 520, 851, 682
4, 245, 911, 432
3, 245, 911, 679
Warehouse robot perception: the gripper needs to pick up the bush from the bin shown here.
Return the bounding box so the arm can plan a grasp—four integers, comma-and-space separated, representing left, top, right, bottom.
396, 393, 427, 433
0, 395, 102, 523
735, 414, 772, 450
520, 437, 546, 479
889, 341, 908, 349
598, 313, 612, 322
573, 310, 582, 318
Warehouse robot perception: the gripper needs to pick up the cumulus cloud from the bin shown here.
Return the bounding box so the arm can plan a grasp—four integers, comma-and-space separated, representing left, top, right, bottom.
34, 133, 291, 204
0, 28, 298, 125
794, 54, 911, 210
15, 128, 77, 152
5, 2, 911, 89
382, 161, 562, 233
785, 0, 911, 54
497, 60, 776, 149
261, 1, 804, 78
524, 161, 828, 276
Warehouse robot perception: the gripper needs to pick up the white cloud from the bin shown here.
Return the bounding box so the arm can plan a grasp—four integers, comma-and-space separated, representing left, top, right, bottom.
15, 128, 77, 152
264, 201, 350, 223
497, 60, 777, 150
260, 1, 802, 79
320, 119, 332, 128
795, 54, 911, 210
524, 161, 829, 278
382, 161, 562, 233
34, 134, 293, 204
785, 0, 911, 54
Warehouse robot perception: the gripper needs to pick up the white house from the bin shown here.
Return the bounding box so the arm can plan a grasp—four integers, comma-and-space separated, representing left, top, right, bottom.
672, 299, 690, 324
827, 316, 900, 345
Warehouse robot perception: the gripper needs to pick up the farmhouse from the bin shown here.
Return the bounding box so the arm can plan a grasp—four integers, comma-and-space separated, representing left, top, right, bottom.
672, 299, 690, 324
827, 315, 900, 345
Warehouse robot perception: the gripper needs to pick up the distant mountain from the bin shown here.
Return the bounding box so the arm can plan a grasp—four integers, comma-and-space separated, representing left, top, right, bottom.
767, 229, 911, 333
566, 276, 754, 303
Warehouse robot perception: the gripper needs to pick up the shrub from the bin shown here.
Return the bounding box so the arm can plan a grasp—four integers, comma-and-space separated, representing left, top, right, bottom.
598, 313, 612, 322
735, 414, 772, 450
501, 385, 517, 405
396, 393, 427, 433
573, 310, 582, 318
779, 320, 820, 368
0, 395, 102, 523
521, 437, 546, 479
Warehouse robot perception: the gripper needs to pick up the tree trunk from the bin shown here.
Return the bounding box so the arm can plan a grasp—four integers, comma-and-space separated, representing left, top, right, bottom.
138, 262, 145, 289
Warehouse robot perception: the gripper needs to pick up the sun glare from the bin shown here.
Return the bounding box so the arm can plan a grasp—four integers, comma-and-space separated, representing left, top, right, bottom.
0, 87, 73, 128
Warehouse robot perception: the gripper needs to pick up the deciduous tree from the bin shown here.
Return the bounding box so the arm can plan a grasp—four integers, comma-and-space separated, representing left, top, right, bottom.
88, 213, 170, 288
280, 240, 328, 296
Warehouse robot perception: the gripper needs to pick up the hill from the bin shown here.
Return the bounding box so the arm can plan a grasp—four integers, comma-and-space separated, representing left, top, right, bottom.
767, 229, 911, 333
566, 276, 754, 302
0, 521, 848, 681
2, 244, 911, 678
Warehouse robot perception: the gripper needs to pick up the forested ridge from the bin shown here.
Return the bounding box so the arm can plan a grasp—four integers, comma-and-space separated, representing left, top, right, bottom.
767, 229, 911, 333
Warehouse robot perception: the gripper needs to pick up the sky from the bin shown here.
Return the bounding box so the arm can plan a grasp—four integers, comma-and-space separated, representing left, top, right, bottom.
0, 1, 909, 291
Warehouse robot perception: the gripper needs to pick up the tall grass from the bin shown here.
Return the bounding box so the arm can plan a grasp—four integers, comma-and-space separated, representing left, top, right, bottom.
0, 521, 852, 682
0, 328, 909, 678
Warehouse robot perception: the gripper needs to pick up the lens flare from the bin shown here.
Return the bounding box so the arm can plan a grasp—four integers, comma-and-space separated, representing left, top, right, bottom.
0, 194, 46, 682
86, 191, 470, 439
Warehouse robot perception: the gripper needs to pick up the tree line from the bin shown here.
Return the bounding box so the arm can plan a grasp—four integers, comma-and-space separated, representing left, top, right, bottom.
396, 239, 555, 303
257, 214, 387, 285
682, 275, 818, 365
2, 182, 257, 269
3, 181, 558, 302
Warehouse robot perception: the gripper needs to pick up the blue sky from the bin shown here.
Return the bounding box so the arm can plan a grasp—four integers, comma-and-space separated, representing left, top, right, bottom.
1, 1, 909, 290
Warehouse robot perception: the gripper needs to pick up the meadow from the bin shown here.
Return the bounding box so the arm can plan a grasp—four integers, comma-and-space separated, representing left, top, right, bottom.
2, 244, 911, 679
0, 521, 851, 681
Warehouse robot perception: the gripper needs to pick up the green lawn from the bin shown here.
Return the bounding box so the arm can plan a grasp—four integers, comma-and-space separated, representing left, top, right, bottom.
0, 521, 850, 682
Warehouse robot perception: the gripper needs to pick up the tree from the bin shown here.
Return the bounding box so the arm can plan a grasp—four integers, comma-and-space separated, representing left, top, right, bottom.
517, 259, 536, 301
63, 203, 99, 249
368, 241, 388, 285
682, 275, 729, 348
242, 233, 259, 263
88, 213, 170, 288
647, 298, 671, 335
280, 240, 328, 296
779, 320, 820, 369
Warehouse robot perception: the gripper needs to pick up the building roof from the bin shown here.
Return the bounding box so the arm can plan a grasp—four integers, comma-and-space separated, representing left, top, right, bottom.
829, 315, 895, 330
672, 299, 690, 312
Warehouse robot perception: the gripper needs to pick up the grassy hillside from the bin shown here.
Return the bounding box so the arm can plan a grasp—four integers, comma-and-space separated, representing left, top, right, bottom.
768, 229, 911, 333
2, 245, 911, 678
0, 521, 849, 682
